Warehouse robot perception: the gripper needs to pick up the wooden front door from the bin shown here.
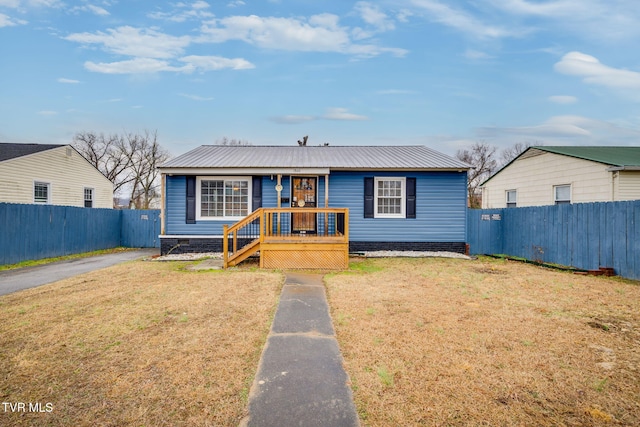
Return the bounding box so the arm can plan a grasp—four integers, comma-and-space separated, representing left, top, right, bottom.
291, 177, 317, 234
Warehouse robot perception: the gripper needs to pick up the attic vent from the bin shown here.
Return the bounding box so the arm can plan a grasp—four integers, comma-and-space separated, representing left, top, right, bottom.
66, 147, 73, 157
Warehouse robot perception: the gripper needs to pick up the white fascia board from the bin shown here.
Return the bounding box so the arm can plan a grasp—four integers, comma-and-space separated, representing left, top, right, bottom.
607, 166, 640, 171
159, 167, 331, 175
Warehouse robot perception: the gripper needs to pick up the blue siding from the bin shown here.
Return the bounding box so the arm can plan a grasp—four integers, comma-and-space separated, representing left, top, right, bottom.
329, 171, 467, 242
166, 172, 468, 242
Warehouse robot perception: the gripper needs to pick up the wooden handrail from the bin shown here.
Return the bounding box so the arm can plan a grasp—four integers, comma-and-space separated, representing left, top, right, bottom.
223, 207, 349, 268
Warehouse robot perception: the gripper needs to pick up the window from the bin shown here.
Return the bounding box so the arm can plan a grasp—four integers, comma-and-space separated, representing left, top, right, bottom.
34, 181, 50, 204
375, 177, 405, 218
554, 184, 571, 205
84, 188, 94, 208
506, 190, 517, 208
197, 177, 250, 219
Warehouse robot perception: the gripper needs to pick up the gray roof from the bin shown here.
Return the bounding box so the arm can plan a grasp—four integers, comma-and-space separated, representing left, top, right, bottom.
0, 143, 65, 163
161, 145, 469, 170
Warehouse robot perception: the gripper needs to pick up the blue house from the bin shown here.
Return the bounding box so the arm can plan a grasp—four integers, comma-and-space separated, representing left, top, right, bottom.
158, 145, 469, 268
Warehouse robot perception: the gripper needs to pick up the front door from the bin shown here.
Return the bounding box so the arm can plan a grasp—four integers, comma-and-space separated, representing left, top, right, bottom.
291, 177, 317, 234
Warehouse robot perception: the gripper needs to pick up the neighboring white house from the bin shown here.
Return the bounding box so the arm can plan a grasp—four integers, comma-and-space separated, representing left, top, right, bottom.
481, 146, 640, 208
0, 143, 113, 208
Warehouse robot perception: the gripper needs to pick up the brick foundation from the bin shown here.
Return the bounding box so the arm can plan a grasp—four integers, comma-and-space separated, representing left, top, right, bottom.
161, 237, 466, 256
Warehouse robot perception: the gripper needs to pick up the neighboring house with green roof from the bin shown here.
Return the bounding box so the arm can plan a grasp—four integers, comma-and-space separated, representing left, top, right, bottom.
0, 143, 113, 208
480, 146, 640, 208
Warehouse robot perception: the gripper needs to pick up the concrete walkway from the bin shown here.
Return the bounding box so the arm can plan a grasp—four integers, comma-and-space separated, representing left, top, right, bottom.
242, 273, 359, 427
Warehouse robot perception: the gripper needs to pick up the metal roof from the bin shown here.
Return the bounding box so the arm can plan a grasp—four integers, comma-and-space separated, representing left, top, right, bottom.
0, 143, 65, 163
160, 145, 469, 170
532, 146, 640, 167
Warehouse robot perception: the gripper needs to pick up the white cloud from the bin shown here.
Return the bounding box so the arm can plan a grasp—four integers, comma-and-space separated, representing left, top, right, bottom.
554, 51, 640, 90
227, 0, 245, 7
409, 0, 517, 39
354, 1, 395, 32
548, 95, 577, 104
269, 108, 369, 123
57, 78, 80, 84
179, 55, 254, 70
464, 49, 493, 60
37, 110, 57, 116
477, 115, 640, 145
65, 26, 191, 59
323, 107, 368, 121
0, 12, 27, 27
148, 1, 214, 23
179, 93, 214, 101
269, 115, 317, 124
83, 55, 253, 74
198, 14, 406, 58
69, 4, 110, 16
488, 0, 640, 41
83, 58, 191, 74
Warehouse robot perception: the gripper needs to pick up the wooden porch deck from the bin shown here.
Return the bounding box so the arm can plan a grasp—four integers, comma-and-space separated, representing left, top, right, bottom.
223, 208, 349, 270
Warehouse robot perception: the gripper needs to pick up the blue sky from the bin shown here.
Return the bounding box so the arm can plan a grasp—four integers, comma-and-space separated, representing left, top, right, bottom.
1, 0, 640, 158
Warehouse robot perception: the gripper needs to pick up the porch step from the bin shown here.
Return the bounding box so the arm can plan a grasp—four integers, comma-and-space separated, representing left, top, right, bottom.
226, 238, 260, 267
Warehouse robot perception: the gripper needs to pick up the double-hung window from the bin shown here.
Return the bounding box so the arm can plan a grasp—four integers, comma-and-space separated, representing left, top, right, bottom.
375, 177, 405, 218
554, 184, 571, 205
34, 181, 50, 204
84, 188, 94, 208
506, 189, 517, 208
197, 177, 250, 220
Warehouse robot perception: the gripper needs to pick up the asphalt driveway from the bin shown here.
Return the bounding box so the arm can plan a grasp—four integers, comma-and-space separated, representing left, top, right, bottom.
0, 249, 158, 296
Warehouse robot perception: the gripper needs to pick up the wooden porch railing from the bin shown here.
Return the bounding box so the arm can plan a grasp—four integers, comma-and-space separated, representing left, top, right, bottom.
223, 208, 349, 269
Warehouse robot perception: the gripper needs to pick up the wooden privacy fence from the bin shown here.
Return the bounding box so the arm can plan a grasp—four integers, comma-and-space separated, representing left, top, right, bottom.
0, 203, 160, 265
467, 200, 640, 280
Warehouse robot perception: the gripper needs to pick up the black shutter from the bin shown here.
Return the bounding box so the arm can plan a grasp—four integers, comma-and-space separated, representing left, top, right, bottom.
364, 177, 374, 218
252, 176, 262, 210
406, 177, 416, 219
186, 176, 196, 224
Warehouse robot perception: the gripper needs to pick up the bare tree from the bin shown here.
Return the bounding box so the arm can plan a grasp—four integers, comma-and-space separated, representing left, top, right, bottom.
500, 141, 540, 165
456, 141, 498, 209
125, 130, 169, 209
72, 132, 134, 194
216, 137, 251, 146
73, 130, 169, 208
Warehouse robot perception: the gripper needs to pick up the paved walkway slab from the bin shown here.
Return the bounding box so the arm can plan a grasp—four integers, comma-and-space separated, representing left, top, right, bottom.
243, 273, 359, 427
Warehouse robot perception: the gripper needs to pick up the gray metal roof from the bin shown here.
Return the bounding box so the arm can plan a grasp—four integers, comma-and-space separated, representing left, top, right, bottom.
161, 145, 469, 170
0, 143, 65, 163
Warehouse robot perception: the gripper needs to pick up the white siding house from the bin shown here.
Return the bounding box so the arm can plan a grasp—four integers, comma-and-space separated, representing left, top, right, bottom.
481, 146, 640, 208
0, 143, 113, 208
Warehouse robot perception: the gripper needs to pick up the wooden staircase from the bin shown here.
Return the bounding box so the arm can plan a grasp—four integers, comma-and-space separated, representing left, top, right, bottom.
223, 208, 263, 268
223, 207, 350, 270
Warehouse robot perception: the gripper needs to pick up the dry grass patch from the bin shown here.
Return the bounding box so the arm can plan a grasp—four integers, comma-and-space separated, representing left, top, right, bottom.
0, 260, 282, 426
326, 257, 640, 426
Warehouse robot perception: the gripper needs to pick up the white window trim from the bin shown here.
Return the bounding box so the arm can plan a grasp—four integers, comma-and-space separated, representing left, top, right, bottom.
374, 177, 406, 219
506, 189, 517, 208
554, 184, 571, 205
196, 176, 252, 221
34, 181, 50, 204
84, 187, 94, 208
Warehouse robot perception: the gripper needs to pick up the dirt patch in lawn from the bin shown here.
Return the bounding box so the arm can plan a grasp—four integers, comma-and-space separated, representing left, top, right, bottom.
326, 256, 640, 427
0, 260, 282, 426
